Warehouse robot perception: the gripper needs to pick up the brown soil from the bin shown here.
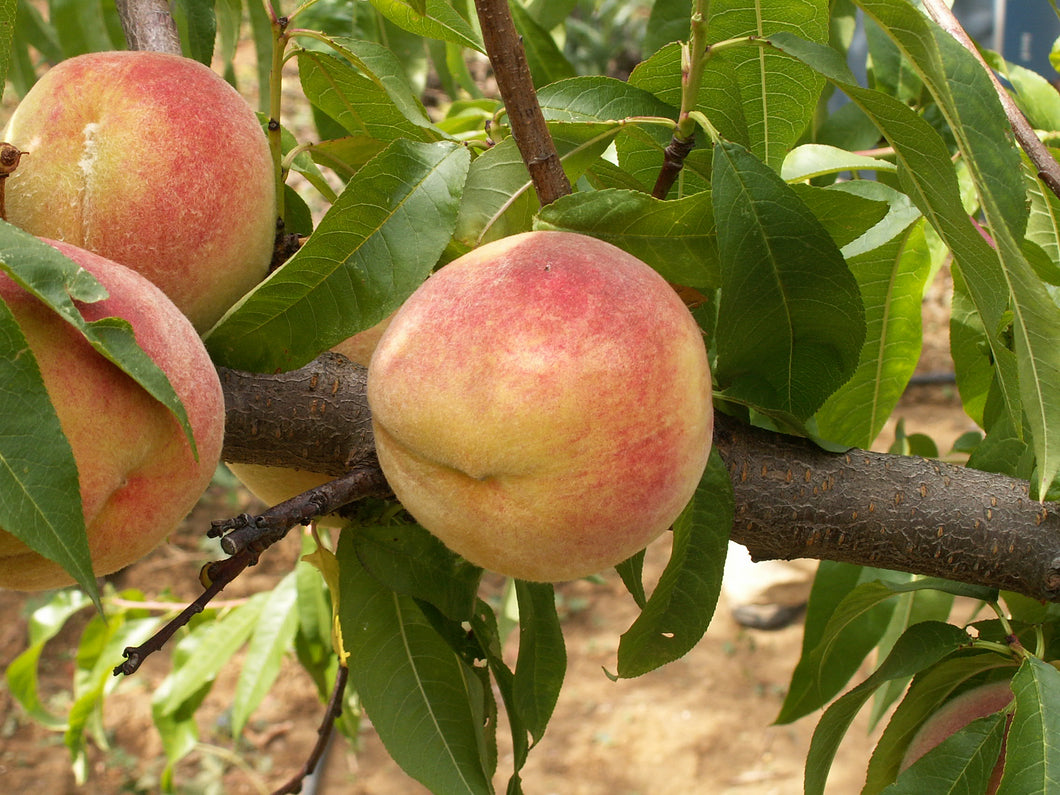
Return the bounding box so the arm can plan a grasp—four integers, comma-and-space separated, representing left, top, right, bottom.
0, 274, 972, 794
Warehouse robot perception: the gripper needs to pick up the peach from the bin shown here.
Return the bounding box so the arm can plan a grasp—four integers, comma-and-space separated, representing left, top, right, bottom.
0, 239, 225, 590
226, 314, 394, 509
900, 680, 1014, 793
367, 231, 713, 581
2, 51, 276, 331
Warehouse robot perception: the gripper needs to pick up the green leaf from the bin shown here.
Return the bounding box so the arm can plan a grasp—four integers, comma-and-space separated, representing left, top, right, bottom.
865, 653, 1017, 794
454, 122, 623, 247
804, 621, 971, 795
230, 570, 301, 737
0, 0, 16, 100
4, 589, 93, 729
779, 574, 993, 726
996, 656, 1060, 793
881, 712, 1006, 794
0, 297, 96, 599
0, 226, 197, 453
711, 140, 865, 420
48, 0, 121, 56
856, 0, 1060, 502
296, 49, 438, 143
768, 30, 1027, 446
705, 0, 828, 169
534, 188, 718, 288
616, 449, 732, 678
816, 218, 933, 448
509, 0, 576, 89
153, 594, 269, 717
367, 0, 484, 53
65, 611, 160, 776
512, 581, 566, 745
351, 522, 483, 622
205, 140, 470, 372
338, 532, 494, 794
781, 143, 898, 182
172, 0, 216, 65
536, 76, 677, 123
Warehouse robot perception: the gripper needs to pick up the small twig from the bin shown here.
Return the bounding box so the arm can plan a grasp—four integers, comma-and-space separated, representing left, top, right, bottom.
652, 135, 697, 198
472, 0, 571, 205
921, 0, 1060, 201
271, 665, 349, 795
209, 466, 391, 556
113, 549, 258, 676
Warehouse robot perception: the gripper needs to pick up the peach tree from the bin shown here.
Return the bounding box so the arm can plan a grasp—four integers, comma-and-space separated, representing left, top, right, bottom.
2, 0, 1060, 793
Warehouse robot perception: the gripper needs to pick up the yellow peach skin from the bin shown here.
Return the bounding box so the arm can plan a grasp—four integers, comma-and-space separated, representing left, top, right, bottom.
367, 231, 713, 582
2, 51, 276, 331
0, 240, 225, 590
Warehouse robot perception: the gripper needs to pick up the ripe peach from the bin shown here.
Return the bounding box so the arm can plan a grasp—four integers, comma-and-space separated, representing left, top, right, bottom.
2, 51, 276, 331
900, 680, 1014, 793
367, 231, 713, 581
0, 240, 225, 590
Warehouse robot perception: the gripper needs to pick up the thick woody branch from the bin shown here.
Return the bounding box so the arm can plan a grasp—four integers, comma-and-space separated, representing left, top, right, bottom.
219, 354, 1060, 603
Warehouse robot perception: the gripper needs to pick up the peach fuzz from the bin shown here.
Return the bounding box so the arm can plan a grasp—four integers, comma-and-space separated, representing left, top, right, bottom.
0, 240, 225, 590
367, 231, 713, 582
2, 51, 276, 331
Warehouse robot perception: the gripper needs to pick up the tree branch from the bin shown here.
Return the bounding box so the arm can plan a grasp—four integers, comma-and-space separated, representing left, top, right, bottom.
218, 354, 1060, 603
472, 0, 571, 205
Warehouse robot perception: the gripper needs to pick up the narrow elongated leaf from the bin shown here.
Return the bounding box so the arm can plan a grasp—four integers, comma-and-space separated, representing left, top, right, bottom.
231, 570, 301, 736
997, 656, 1060, 793
0, 298, 95, 599
4, 589, 93, 729
455, 122, 623, 247
534, 188, 719, 288
205, 140, 470, 372
338, 533, 493, 794
536, 76, 677, 123
865, 654, 1017, 794
804, 621, 971, 795
512, 581, 565, 744
779, 575, 993, 725
781, 143, 897, 182
712, 140, 865, 420
705, 0, 828, 169
854, 0, 1060, 500
816, 218, 933, 448
368, 0, 484, 53
616, 449, 732, 678
297, 49, 437, 143
0, 0, 16, 99
510, 1, 576, 89
154, 595, 269, 716
881, 712, 1006, 794
171, 0, 215, 65
0, 226, 195, 451
768, 31, 1025, 443
351, 522, 482, 622
49, 0, 119, 56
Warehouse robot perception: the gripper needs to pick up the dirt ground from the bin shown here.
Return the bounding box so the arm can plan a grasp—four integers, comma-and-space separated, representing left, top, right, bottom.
0, 273, 974, 794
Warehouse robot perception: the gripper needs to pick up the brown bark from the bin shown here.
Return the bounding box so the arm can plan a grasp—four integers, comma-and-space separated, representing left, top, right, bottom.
472, 0, 571, 206
218, 353, 1060, 603
115, 0, 181, 56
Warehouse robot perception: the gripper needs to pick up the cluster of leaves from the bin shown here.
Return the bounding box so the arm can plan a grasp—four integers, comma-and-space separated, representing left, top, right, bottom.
4, 0, 1060, 792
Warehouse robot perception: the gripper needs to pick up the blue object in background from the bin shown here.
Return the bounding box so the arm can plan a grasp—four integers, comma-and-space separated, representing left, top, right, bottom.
994, 0, 1060, 77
